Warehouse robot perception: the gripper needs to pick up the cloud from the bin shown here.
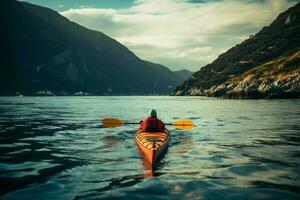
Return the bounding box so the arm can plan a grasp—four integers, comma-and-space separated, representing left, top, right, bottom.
61, 0, 297, 71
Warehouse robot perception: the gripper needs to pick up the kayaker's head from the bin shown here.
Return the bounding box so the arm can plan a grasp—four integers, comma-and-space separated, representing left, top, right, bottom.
149, 109, 157, 118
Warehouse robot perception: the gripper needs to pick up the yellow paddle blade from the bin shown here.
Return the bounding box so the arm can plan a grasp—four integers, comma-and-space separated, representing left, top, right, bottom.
102, 118, 125, 128
172, 120, 194, 130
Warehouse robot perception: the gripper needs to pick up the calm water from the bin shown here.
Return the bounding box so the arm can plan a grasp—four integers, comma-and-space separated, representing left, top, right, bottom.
0, 96, 300, 200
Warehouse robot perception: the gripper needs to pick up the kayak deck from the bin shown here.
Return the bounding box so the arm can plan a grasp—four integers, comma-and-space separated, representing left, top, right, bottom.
135, 129, 170, 166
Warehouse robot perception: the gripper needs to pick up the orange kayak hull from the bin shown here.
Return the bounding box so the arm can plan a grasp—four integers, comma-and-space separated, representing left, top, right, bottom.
135, 129, 170, 165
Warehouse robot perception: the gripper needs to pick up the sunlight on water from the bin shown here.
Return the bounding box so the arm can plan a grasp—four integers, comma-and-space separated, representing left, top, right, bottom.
0, 96, 300, 199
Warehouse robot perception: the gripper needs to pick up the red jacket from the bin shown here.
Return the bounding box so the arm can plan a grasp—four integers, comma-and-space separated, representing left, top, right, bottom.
140, 117, 165, 132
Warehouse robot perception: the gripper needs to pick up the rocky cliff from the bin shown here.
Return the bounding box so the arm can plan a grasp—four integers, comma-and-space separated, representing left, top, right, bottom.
173, 3, 300, 98
0, 0, 190, 96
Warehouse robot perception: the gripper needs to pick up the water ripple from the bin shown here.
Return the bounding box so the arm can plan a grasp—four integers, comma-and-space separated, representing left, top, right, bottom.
0, 96, 300, 199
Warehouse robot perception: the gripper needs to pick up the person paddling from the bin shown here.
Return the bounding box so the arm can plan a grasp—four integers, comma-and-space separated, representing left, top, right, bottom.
140, 109, 165, 132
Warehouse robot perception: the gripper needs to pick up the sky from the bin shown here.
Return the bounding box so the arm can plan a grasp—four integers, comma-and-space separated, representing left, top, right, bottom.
22, 0, 299, 71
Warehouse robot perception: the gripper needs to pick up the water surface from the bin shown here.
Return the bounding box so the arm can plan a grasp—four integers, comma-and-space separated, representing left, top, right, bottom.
0, 96, 300, 199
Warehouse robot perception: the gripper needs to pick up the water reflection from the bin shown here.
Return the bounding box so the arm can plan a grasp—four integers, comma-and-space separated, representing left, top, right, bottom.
0, 97, 300, 199
75, 173, 147, 199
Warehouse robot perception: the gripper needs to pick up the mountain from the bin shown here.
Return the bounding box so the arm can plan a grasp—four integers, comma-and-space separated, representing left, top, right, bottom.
173, 69, 193, 83
173, 3, 300, 98
0, 0, 190, 96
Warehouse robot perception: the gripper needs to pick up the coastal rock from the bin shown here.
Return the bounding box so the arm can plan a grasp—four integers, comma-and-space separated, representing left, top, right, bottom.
173, 3, 300, 99
210, 84, 230, 97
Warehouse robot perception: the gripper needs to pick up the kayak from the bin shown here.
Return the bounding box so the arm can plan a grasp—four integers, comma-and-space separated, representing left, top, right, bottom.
135, 129, 170, 166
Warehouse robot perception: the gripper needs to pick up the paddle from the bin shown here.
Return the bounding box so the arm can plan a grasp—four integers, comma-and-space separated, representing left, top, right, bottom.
102, 118, 194, 130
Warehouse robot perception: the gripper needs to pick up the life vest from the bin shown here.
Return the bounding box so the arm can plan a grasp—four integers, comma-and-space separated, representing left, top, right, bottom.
141, 117, 163, 132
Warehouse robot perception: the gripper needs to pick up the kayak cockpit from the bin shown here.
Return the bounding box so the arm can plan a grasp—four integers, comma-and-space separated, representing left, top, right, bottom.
135, 129, 170, 165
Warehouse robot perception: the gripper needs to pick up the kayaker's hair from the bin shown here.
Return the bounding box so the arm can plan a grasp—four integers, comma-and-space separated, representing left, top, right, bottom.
149, 109, 157, 117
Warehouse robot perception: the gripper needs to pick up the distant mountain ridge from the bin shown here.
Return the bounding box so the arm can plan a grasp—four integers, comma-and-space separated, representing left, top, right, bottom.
0, 0, 191, 95
173, 69, 193, 82
173, 3, 300, 98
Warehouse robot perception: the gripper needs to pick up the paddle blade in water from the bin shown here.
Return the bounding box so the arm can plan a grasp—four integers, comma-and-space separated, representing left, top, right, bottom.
172, 120, 194, 130
102, 118, 125, 128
